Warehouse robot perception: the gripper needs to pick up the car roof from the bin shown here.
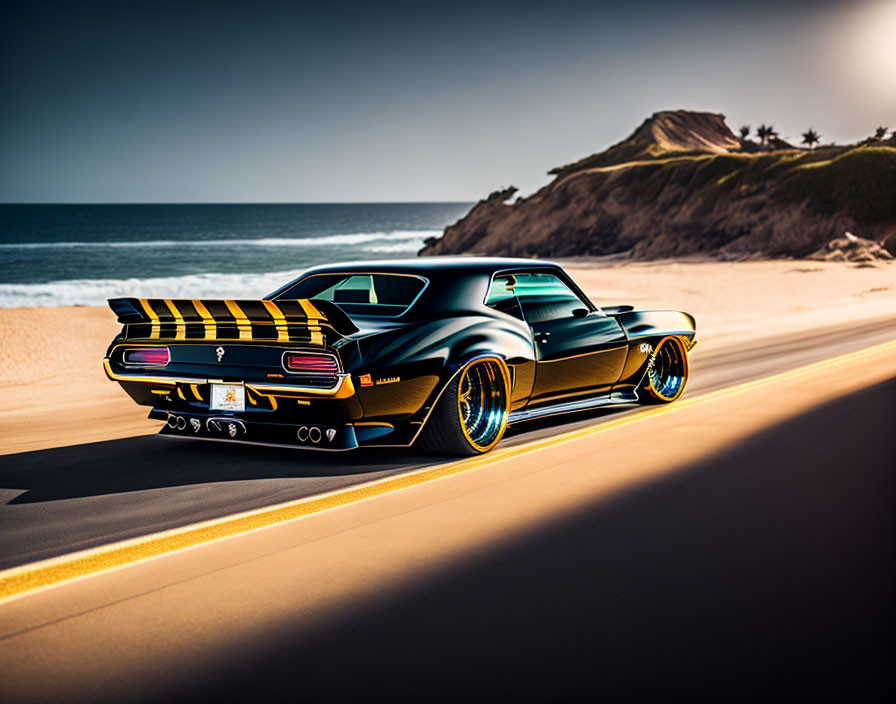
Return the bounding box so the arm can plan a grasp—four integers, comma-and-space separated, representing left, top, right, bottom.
268, 256, 582, 320
301, 256, 562, 277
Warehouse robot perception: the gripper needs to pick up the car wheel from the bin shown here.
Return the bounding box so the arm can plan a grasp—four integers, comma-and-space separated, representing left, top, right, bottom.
417, 357, 510, 456
639, 336, 689, 403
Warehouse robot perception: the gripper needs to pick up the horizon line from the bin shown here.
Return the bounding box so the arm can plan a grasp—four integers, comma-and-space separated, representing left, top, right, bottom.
0, 200, 476, 206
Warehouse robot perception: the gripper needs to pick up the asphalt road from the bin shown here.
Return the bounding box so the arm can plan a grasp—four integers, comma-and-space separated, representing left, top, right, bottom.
174, 377, 896, 702
1, 316, 894, 570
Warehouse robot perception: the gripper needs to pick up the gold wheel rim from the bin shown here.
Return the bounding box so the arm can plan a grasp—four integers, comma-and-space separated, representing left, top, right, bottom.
647, 336, 689, 402
456, 358, 510, 452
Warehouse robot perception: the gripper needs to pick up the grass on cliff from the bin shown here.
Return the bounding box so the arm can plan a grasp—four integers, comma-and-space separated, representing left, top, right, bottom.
549, 142, 711, 175
782, 147, 896, 222
603, 145, 896, 225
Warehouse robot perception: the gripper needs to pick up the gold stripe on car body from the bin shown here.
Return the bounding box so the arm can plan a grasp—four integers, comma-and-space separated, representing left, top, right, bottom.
262, 300, 290, 343
247, 375, 355, 399
163, 300, 186, 340
191, 299, 217, 340
297, 299, 325, 345
139, 299, 161, 339
190, 384, 202, 401
224, 300, 253, 340
246, 390, 279, 411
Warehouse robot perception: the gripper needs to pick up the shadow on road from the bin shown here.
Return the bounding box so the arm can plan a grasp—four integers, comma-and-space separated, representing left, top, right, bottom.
1, 402, 639, 505
0, 437, 433, 504
0, 401, 641, 569
174, 379, 896, 701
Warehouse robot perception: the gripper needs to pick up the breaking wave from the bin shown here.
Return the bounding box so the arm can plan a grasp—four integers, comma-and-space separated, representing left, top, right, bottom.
0, 230, 437, 250
0, 270, 312, 308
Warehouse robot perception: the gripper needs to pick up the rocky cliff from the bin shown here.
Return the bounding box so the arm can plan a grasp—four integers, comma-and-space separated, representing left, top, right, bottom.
419, 110, 896, 259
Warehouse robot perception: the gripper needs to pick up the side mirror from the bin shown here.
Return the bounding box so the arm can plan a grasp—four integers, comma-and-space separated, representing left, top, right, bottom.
572, 308, 589, 318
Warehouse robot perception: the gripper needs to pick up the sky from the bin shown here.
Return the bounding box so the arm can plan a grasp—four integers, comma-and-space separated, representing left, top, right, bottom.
1, 0, 893, 202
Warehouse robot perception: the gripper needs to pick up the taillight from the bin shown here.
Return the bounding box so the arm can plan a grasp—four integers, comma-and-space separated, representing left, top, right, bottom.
283, 353, 339, 374
123, 347, 170, 366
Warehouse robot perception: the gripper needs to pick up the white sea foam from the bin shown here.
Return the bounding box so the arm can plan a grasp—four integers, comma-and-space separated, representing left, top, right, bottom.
0, 270, 308, 308
0, 229, 442, 306
363, 241, 426, 253
0, 230, 438, 250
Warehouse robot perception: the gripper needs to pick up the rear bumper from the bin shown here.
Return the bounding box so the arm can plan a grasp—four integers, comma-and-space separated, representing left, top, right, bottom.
151, 409, 363, 450
102, 358, 356, 399
104, 358, 425, 450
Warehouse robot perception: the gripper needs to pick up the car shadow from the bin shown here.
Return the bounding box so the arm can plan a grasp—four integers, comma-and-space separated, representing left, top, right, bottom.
0, 402, 646, 568
1, 402, 643, 505
0, 436, 435, 505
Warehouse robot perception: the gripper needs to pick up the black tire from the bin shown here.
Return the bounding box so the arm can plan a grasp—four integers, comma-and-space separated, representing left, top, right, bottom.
416, 358, 510, 456
639, 336, 689, 404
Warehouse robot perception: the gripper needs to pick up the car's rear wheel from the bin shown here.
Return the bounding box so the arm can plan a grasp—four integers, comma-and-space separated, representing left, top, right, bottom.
417, 357, 510, 456
639, 336, 689, 403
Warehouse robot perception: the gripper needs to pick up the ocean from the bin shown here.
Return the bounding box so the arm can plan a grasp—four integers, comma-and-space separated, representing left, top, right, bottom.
0, 203, 470, 307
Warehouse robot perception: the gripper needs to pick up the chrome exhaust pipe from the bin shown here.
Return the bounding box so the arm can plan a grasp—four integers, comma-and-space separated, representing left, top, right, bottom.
297, 426, 309, 442
309, 426, 322, 444
166, 414, 178, 429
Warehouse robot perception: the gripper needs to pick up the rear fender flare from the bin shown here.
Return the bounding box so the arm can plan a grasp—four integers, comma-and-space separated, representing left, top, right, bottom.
409, 353, 512, 446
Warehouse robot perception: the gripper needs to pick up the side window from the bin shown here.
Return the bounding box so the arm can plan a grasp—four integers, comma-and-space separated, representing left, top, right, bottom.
485, 275, 524, 320
512, 272, 588, 324
315, 275, 379, 304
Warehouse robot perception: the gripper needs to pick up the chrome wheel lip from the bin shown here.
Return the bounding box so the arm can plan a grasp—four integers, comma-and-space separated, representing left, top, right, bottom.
457, 358, 510, 452
646, 336, 688, 401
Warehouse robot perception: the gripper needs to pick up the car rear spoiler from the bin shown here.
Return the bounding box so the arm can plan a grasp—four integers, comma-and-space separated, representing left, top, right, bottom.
108, 297, 358, 345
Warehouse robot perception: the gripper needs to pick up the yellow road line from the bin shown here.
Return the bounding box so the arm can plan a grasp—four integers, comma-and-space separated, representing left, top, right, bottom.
1, 338, 894, 605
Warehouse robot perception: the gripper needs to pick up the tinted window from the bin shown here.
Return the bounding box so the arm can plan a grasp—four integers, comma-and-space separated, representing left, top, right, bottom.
274, 273, 426, 317
485, 275, 525, 320
491, 272, 587, 324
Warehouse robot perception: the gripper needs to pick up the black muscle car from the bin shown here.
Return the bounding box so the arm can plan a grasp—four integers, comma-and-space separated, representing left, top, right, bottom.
104, 258, 696, 455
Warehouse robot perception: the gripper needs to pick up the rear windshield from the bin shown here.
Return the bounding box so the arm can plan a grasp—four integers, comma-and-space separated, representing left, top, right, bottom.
273, 273, 427, 318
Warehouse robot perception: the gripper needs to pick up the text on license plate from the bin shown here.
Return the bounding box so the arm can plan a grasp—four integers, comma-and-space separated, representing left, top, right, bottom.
210, 383, 245, 412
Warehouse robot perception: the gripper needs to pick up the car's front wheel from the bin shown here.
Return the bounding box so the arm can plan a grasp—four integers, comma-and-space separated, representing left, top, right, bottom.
639, 336, 689, 403
417, 357, 510, 456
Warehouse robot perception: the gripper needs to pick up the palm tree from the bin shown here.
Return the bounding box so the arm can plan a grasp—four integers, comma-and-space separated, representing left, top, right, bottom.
756, 124, 774, 146
874, 126, 889, 140
739, 125, 750, 140
801, 128, 820, 149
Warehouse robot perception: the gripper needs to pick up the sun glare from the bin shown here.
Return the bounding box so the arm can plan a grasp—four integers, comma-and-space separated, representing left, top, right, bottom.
842, 0, 896, 107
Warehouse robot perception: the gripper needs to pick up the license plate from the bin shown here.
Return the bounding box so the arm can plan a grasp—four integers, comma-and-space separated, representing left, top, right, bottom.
210, 382, 245, 412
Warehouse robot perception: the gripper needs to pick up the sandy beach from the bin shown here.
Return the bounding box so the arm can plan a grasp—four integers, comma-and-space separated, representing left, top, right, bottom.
1, 259, 893, 456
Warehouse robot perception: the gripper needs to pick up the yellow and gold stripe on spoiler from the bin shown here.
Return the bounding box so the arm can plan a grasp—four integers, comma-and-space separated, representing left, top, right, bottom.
163, 300, 186, 340
138, 299, 161, 339
224, 300, 253, 340
191, 299, 217, 340
298, 299, 325, 346
262, 300, 290, 343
